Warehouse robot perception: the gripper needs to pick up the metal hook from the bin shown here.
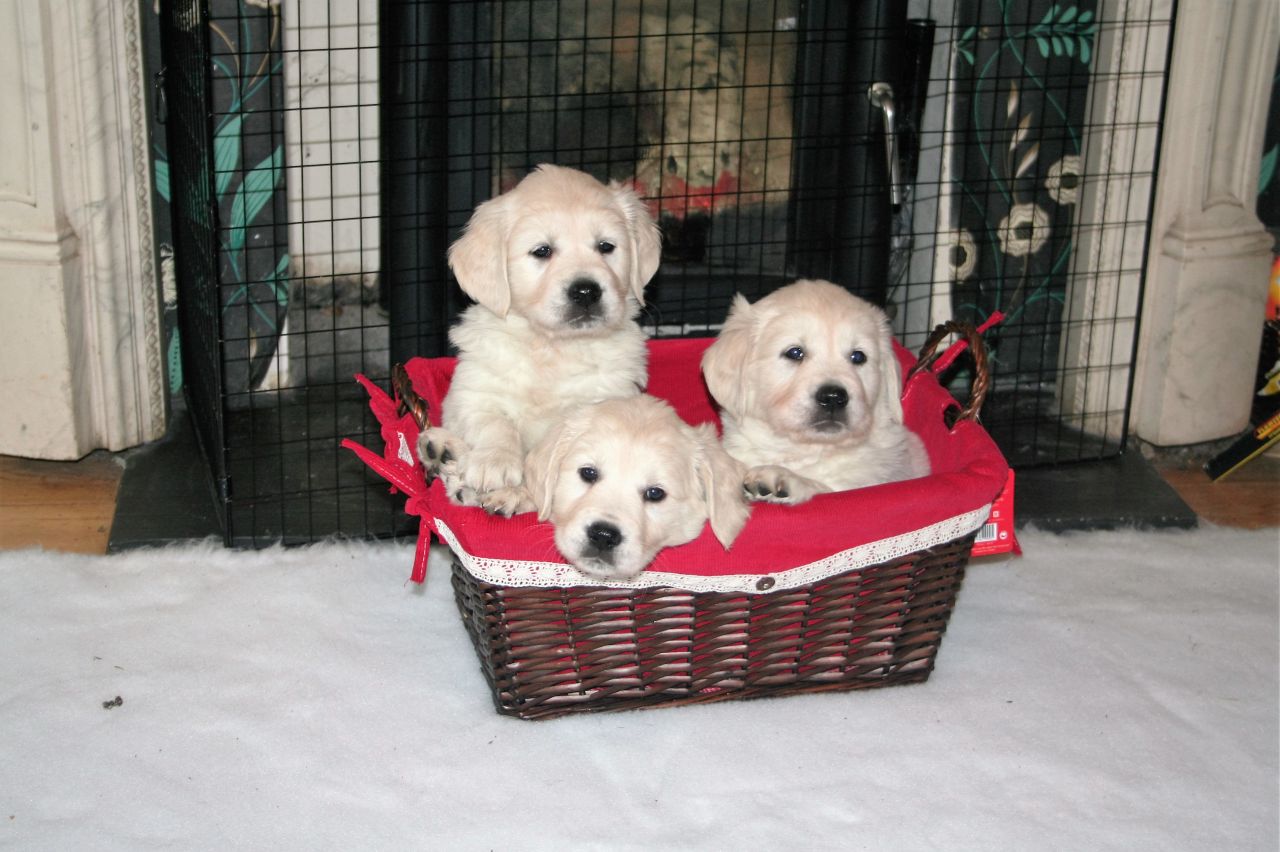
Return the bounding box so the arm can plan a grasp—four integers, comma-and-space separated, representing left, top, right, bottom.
153, 67, 168, 125
867, 81, 902, 209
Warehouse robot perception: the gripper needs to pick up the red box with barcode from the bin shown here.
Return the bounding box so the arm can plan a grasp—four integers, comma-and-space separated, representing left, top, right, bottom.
970, 469, 1019, 557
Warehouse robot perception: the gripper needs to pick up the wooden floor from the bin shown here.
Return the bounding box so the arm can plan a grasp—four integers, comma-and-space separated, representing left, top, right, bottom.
1151, 454, 1280, 530
1, 449, 1276, 555
0, 452, 126, 554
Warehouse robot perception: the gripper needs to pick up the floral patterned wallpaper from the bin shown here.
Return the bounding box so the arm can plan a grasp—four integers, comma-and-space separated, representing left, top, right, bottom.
207, 0, 289, 398
147, 0, 288, 398
947, 0, 1097, 379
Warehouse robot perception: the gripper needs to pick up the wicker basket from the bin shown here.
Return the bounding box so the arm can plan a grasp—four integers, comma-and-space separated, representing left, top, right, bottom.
344, 323, 1008, 720
449, 534, 976, 718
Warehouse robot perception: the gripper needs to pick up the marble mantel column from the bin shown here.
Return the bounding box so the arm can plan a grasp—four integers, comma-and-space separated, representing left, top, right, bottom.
1130, 0, 1280, 446
0, 0, 165, 459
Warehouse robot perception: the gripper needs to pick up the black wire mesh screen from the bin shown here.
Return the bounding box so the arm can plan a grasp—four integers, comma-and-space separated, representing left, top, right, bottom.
163, 0, 403, 545
159, 0, 228, 530
161, 0, 1174, 546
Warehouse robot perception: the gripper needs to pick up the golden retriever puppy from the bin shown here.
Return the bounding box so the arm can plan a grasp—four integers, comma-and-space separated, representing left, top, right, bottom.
485, 395, 751, 581
417, 164, 663, 507
701, 279, 930, 504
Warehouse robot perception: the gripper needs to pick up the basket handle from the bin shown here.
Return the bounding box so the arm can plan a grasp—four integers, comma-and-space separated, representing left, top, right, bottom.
905, 320, 991, 424
392, 363, 430, 430
390, 366, 441, 584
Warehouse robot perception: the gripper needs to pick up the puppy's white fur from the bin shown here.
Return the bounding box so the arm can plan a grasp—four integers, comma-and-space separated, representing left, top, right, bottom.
418, 165, 662, 503
702, 279, 930, 504
489, 395, 751, 581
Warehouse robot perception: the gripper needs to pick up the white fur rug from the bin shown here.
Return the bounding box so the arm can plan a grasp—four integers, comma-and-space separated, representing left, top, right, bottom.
2, 526, 1276, 850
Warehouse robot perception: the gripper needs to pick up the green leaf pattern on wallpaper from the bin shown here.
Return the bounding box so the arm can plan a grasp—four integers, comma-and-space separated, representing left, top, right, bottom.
227, 146, 284, 257
1260, 145, 1278, 196
956, 5, 1097, 68
947, 1, 1094, 373
151, 27, 287, 293
154, 157, 170, 203
213, 114, 245, 198
167, 328, 183, 394
208, 5, 287, 319
149, 0, 289, 394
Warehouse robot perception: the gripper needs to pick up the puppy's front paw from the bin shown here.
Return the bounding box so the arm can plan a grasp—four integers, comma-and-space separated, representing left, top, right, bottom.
477, 486, 535, 518
460, 446, 525, 494
743, 465, 824, 505
439, 472, 480, 508
416, 427, 465, 481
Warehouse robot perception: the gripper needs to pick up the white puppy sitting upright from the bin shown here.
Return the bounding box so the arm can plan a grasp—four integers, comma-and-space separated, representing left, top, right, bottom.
418, 165, 662, 509
701, 279, 930, 504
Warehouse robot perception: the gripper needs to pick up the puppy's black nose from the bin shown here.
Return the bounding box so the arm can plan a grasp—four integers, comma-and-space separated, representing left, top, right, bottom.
815, 384, 849, 411
585, 521, 623, 551
567, 278, 602, 307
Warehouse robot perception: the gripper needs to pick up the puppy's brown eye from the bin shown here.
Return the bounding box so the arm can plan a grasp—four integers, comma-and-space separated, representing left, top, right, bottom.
597, 241, 616, 255
578, 466, 599, 483
643, 486, 666, 502
782, 346, 805, 362
531, 244, 553, 259
850, 349, 867, 365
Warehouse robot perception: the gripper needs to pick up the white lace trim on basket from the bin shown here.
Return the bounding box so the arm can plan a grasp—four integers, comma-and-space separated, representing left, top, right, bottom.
434, 503, 992, 594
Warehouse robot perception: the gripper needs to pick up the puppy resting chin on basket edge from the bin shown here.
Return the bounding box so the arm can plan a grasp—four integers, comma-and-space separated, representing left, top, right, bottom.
701, 279, 931, 505
481, 395, 751, 582
416, 164, 663, 512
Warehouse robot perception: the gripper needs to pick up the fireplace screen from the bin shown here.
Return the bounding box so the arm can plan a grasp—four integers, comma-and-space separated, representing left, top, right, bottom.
157, 0, 1175, 546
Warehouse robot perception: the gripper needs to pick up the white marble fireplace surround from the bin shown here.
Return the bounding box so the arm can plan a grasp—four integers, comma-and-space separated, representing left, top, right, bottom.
0, 0, 1275, 459
1130, 0, 1279, 446
0, 0, 164, 460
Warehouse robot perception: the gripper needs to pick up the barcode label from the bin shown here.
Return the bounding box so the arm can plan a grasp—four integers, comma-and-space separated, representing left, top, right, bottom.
971, 471, 1018, 557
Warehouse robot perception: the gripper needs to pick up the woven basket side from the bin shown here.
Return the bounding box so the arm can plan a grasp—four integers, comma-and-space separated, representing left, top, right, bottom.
449, 533, 976, 720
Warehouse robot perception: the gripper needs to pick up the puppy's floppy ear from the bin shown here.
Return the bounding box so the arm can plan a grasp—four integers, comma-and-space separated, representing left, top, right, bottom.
701, 293, 756, 417
872, 311, 906, 426
523, 419, 576, 522
447, 193, 512, 317
692, 423, 751, 549
610, 181, 662, 305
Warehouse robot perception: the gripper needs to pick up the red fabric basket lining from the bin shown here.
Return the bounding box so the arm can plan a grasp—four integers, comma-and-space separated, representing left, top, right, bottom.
343, 337, 1009, 581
